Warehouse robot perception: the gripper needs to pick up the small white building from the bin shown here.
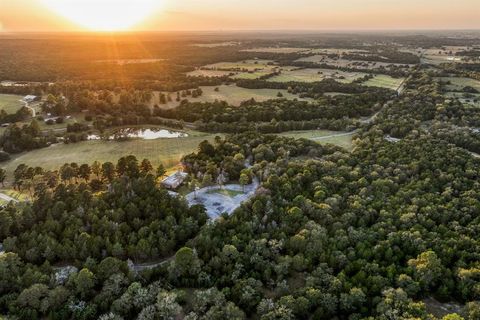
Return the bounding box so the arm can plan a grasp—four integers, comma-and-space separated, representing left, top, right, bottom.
22, 95, 37, 103
162, 171, 188, 189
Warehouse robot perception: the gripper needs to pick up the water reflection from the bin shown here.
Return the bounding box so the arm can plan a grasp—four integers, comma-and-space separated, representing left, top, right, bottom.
88, 128, 188, 141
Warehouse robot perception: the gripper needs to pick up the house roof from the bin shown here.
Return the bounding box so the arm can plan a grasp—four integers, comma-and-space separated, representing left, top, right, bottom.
162, 171, 188, 188
23, 95, 37, 101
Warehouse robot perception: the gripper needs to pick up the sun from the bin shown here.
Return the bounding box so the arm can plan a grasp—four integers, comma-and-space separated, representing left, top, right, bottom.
40, 0, 162, 31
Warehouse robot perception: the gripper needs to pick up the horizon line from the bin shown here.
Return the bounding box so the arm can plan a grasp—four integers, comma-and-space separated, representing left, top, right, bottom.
2, 28, 480, 34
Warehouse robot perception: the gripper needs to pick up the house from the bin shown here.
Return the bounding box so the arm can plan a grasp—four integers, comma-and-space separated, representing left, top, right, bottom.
162, 171, 188, 189
22, 95, 37, 103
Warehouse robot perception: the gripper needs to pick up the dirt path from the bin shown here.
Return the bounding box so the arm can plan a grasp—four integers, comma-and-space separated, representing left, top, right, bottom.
311, 130, 358, 140
132, 256, 175, 272
468, 151, 480, 158
0, 192, 18, 203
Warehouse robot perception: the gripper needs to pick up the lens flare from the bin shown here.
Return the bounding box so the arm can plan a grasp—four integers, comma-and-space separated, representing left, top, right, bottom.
40, 0, 162, 31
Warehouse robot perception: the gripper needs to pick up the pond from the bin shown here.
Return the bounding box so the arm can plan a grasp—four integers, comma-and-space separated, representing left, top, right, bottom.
88, 128, 188, 141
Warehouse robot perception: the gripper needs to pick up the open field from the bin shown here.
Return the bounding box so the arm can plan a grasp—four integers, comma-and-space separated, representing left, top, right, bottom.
239, 47, 372, 56
188, 69, 274, 80
232, 71, 274, 79
445, 92, 480, 107
95, 58, 166, 65
153, 85, 311, 108
1, 130, 219, 178
192, 42, 240, 48
267, 68, 367, 83
200, 59, 277, 72
363, 75, 405, 90
277, 130, 355, 150
422, 54, 462, 65
187, 69, 235, 77
422, 46, 479, 65
306, 48, 369, 55
295, 55, 413, 70
438, 77, 480, 92
324, 92, 352, 97
242, 47, 310, 54
0, 94, 24, 114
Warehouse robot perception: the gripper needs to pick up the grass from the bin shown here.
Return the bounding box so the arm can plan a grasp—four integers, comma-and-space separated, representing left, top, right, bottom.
187, 70, 235, 77
0, 94, 24, 114
241, 47, 310, 54
232, 71, 273, 80
438, 77, 480, 92
0, 188, 32, 202
95, 59, 165, 65
445, 92, 480, 107
277, 130, 355, 151
12, 112, 90, 133
422, 54, 462, 65
1, 130, 219, 180
201, 60, 276, 72
295, 56, 412, 70
324, 92, 352, 97
155, 85, 311, 108
421, 46, 476, 65
0, 188, 31, 205
192, 42, 239, 48
306, 48, 369, 55
363, 75, 405, 90
207, 189, 244, 197
267, 68, 367, 84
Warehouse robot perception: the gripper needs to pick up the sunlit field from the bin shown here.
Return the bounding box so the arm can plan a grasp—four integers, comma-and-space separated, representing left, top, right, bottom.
0, 94, 24, 114
267, 68, 368, 83
277, 130, 355, 150
150, 84, 311, 108
363, 75, 405, 90
2, 129, 218, 180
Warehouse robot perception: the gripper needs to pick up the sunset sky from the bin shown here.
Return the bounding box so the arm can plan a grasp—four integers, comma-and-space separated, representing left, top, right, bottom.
1, 0, 479, 32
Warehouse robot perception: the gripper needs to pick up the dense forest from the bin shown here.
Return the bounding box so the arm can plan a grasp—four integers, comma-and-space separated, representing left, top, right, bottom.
3, 129, 480, 319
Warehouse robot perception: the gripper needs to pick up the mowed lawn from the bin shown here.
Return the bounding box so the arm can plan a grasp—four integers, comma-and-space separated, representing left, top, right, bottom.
277, 130, 355, 150
2, 132, 219, 178
0, 94, 24, 114
363, 75, 405, 90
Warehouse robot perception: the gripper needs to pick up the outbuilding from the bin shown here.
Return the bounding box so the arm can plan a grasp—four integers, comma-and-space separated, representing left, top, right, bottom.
162, 171, 188, 189
22, 95, 37, 103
